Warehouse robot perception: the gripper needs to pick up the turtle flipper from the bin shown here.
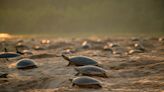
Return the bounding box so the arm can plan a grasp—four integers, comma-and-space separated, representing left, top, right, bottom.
75, 72, 80, 76
2, 73, 8, 78
72, 83, 75, 87
67, 62, 72, 66
5, 58, 9, 62
61, 54, 70, 61
103, 73, 108, 78
96, 84, 102, 88
16, 47, 24, 55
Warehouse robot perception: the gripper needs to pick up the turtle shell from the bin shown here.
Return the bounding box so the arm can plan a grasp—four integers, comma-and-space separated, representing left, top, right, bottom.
75, 65, 107, 77
69, 56, 98, 66
0, 52, 20, 58
16, 59, 37, 69
33, 46, 45, 50
72, 76, 102, 88
0, 72, 8, 78
128, 49, 143, 55
22, 50, 33, 55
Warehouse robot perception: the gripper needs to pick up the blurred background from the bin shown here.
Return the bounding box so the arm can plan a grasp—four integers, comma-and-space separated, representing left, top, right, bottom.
0, 0, 164, 38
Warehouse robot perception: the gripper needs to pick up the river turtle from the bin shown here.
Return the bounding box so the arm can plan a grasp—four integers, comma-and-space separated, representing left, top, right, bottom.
62, 54, 98, 66
16, 59, 37, 69
16, 42, 29, 50
33, 45, 45, 50
158, 37, 164, 42
128, 49, 144, 55
0, 48, 21, 61
16, 47, 33, 55
0, 72, 8, 78
71, 76, 102, 88
108, 43, 119, 48
21, 50, 33, 55
74, 65, 108, 78
103, 45, 113, 52
40, 39, 50, 44
81, 41, 91, 49
131, 37, 140, 41
134, 43, 146, 51
0, 52, 20, 58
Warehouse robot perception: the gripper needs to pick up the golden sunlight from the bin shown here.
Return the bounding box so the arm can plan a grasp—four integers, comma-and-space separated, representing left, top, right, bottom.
0, 33, 12, 38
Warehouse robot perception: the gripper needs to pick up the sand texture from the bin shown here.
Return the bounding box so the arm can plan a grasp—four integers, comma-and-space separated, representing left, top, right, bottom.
0, 37, 163, 92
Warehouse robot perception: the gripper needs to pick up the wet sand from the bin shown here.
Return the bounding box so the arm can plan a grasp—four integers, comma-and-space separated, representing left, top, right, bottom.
0, 37, 163, 92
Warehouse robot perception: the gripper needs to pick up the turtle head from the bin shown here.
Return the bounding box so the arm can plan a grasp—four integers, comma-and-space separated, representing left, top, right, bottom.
4, 48, 8, 52
103, 73, 109, 78
3, 73, 8, 78
69, 78, 73, 82
74, 67, 79, 71
61, 54, 70, 61
96, 64, 101, 67
15, 47, 23, 55
15, 47, 19, 53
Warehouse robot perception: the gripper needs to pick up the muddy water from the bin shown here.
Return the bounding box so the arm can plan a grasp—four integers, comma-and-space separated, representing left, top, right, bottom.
0, 37, 163, 92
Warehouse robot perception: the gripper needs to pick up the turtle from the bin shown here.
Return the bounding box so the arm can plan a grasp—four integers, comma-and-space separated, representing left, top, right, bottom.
0, 48, 21, 61
134, 43, 146, 51
62, 54, 98, 66
0, 72, 8, 78
158, 37, 164, 42
21, 50, 33, 55
15, 42, 29, 50
112, 48, 124, 55
74, 65, 108, 78
81, 41, 91, 49
103, 45, 113, 52
40, 39, 50, 44
131, 37, 140, 41
16, 47, 33, 55
33, 45, 45, 50
0, 52, 20, 58
128, 49, 144, 55
108, 43, 119, 48
16, 59, 37, 69
70, 76, 102, 88
62, 49, 76, 54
